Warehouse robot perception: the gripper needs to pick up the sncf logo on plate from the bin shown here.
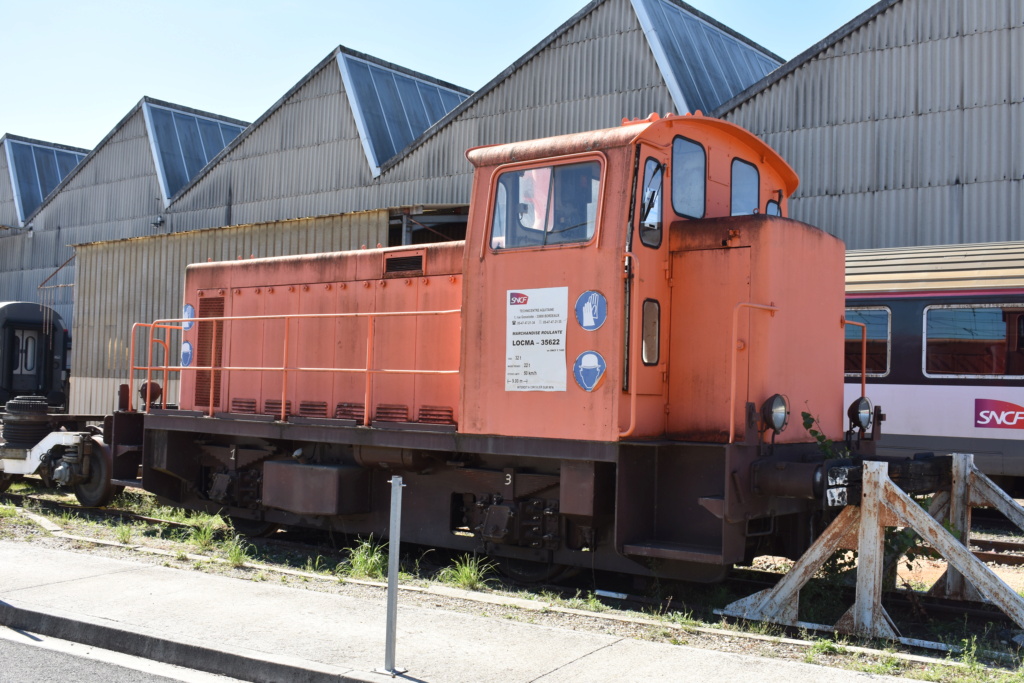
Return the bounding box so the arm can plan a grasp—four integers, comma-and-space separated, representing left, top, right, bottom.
976, 399, 1024, 429
509, 292, 529, 305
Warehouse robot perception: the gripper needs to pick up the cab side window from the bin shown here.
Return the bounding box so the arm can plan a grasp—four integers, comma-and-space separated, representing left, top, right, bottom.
731, 159, 759, 216
638, 158, 664, 248
671, 137, 705, 219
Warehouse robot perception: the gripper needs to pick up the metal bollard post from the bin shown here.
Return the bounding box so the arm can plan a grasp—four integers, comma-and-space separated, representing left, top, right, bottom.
376, 475, 407, 677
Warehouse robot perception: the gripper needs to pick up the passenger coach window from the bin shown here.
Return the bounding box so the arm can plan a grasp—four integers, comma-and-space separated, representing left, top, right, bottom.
925, 305, 1024, 377
844, 307, 890, 376
671, 137, 705, 219
639, 158, 664, 248
490, 161, 601, 250
731, 159, 759, 215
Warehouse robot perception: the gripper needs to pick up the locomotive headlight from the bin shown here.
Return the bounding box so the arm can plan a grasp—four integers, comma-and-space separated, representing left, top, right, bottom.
848, 396, 873, 432
761, 394, 790, 434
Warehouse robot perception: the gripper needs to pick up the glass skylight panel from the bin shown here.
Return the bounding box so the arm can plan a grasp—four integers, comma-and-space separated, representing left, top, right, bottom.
144, 103, 245, 203
5, 140, 86, 223
338, 53, 470, 176
633, 0, 781, 114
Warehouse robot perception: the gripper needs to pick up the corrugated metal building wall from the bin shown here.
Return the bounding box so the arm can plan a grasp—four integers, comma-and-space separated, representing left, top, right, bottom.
720, 0, 1024, 250
166, 54, 374, 228
1, 108, 164, 324
375, 0, 673, 207
71, 209, 387, 413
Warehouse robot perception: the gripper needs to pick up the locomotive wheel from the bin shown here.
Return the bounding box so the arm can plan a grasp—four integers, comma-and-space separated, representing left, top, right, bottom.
230, 517, 280, 537
496, 556, 569, 584
73, 449, 121, 508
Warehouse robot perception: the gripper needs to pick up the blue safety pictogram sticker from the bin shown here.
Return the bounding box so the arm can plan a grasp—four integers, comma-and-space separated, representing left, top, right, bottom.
181, 341, 193, 368
573, 351, 607, 392
182, 303, 195, 331
574, 291, 607, 331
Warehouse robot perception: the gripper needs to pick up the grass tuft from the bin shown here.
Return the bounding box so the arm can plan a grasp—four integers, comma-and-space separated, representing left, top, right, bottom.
224, 535, 252, 568
190, 518, 218, 551
338, 536, 388, 580
114, 522, 134, 545
435, 554, 495, 591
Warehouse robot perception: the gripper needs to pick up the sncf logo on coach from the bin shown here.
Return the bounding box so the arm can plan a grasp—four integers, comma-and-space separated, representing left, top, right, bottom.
976, 399, 1024, 429
509, 293, 529, 305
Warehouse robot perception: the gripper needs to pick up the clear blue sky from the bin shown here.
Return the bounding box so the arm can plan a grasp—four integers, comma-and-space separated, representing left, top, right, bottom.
1, 0, 878, 150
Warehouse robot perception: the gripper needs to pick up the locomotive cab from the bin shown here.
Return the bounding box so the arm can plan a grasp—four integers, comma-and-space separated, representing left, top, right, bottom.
457, 113, 848, 573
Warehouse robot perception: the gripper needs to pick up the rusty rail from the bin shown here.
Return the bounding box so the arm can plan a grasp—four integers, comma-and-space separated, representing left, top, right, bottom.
129, 309, 461, 423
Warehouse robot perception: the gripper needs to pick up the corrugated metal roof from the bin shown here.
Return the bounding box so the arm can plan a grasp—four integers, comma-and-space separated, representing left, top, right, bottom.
847, 240, 1024, 293
0, 135, 89, 226
337, 51, 470, 176
141, 102, 247, 205
630, 0, 781, 114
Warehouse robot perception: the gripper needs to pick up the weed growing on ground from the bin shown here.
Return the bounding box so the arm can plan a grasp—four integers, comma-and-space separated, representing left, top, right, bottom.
803, 637, 846, 663
303, 555, 333, 575
339, 536, 388, 580
57, 510, 79, 525
112, 490, 157, 517
435, 554, 495, 591
114, 522, 134, 545
190, 518, 218, 551
562, 590, 609, 613
224, 535, 252, 568
0, 504, 15, 519
664, 610, 702, 628
852, 651, 904, 677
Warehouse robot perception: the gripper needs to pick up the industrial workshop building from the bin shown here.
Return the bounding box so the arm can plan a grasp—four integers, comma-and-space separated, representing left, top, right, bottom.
0, 0, 1014, 411
717, 0, 1024, 250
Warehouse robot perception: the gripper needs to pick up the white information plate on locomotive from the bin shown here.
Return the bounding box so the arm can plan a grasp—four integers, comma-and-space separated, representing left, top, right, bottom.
506, 287, 567, 391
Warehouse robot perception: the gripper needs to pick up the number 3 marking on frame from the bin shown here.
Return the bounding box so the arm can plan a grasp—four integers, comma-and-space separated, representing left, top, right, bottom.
504, 473, 513, 486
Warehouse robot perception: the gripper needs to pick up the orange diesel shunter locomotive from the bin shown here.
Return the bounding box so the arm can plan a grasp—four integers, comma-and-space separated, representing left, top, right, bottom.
120, 113, 874, 581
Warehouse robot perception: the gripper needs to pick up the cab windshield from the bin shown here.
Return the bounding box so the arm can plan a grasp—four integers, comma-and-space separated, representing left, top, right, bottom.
491, 161, 601, 249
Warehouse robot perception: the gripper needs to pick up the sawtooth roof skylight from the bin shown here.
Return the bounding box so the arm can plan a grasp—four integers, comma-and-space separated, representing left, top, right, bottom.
143, 102, 247, 204
5, 139, 88, 224
631, 0, 781, 114
337, 52, 471, 177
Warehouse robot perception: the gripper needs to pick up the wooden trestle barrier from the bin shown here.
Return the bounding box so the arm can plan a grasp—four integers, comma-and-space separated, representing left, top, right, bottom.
721, 454, 1024, 647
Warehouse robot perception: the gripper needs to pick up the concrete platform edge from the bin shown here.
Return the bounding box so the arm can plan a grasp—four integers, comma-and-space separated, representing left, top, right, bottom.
0, 600, 379, 683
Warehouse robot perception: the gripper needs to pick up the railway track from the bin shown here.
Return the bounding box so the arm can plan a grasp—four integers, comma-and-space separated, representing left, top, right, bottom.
0, 491, 190, 529
972, 538, 1024, 566
9, 487, 1024, 570
5, 488, 1024, 638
